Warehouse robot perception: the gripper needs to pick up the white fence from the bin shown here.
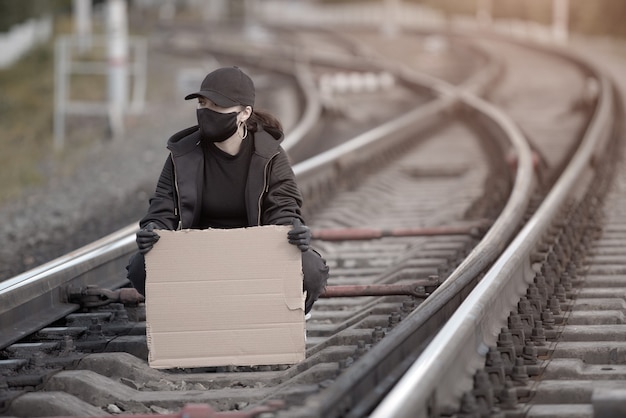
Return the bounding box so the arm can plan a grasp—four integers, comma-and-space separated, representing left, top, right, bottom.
53, 35, 147, 149
0, 17, 52, 69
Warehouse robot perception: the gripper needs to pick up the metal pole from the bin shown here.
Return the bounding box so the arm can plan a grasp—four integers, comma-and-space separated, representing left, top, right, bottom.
53, 38, 68, 150
73, 0, 92, 53
129, 38, 147, 114
106, 0, 128, 139
476, 0, 492, 27
203, 0, 227, 21
552, 0, 569, 43
382, 0, 400, 37
243, 0, 260, 39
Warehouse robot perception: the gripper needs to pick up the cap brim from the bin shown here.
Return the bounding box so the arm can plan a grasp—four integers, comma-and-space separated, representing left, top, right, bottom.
184, 90, 239, 107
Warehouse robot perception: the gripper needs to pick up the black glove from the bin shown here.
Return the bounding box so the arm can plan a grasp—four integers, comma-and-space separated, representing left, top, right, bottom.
136, 222, 160, 254
303, 248, 329, 314
288, 218, 311, 252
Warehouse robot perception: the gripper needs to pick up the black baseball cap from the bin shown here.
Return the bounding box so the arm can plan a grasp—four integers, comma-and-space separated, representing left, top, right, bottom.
184, 66, 255, 107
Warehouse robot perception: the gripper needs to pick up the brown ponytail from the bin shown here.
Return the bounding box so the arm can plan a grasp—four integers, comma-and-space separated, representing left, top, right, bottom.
246, 109, 282, 133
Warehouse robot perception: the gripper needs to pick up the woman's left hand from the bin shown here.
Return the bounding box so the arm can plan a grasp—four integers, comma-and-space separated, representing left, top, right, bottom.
288, 218, 311, 252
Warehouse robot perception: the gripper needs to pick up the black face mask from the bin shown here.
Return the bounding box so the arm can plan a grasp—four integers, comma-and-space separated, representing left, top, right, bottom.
196, 108, 239, 143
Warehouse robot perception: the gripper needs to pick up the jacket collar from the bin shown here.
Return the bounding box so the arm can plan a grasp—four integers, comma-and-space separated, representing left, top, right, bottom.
167, 126, 201, 156
166, 125, 284, 158
253, 126, 283, 158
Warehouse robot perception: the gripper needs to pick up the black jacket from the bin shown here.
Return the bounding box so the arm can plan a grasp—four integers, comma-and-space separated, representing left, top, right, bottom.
140, 125, 303, 230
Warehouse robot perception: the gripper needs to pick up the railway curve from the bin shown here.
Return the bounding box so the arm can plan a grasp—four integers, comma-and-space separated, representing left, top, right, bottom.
0, 19, 617, 418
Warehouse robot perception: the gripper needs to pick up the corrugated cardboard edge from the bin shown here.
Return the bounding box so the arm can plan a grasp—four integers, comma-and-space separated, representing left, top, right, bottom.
144, 225, 305, 369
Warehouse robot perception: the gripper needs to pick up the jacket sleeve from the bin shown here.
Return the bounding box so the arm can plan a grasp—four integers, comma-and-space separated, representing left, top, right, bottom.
139, 155, 179, 230
262, 148, 304, 226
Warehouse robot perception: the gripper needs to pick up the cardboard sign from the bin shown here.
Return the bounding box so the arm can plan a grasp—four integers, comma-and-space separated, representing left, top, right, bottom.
145, 226, 305, 369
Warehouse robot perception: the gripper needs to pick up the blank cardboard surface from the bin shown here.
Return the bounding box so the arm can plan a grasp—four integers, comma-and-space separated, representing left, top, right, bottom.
145, 226, 305, 369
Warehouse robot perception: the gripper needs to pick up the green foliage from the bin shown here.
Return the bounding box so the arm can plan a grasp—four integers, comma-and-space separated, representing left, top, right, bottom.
0, 41, 55, 201
0, 10, 108, 204
0, 0, 71, 32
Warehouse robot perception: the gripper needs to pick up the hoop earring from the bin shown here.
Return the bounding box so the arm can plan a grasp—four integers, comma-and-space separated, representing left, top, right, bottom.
239, 122, 248, 140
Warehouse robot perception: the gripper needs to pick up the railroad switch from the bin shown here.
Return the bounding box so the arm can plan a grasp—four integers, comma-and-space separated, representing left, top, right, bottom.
311, 222, 489, 241
320, 283, 430, 298
319, 275, 439, 299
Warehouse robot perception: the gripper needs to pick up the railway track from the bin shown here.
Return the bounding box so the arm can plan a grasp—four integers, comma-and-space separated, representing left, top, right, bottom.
369, 34, 622, 418
1, 18, 619, 418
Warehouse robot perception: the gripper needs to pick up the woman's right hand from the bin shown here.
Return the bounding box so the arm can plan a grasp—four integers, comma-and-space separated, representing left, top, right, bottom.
136, 222, 160, 254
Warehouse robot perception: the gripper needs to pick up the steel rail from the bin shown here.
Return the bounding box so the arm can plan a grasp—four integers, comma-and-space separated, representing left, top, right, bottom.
280, 61, 322, 150
0, 58, 320, 350
304, 53, 536, 418
328, 26, 503, 98
371, 47, 616, 418
0, 43, 462, 351
0, 225, 137, 347
2, 27, 536, 418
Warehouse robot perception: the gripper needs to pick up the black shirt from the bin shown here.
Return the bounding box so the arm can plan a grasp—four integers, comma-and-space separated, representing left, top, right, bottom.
199, 137, 253, 228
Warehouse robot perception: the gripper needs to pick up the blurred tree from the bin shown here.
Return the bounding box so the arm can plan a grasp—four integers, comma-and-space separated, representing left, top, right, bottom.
0, 0, 72, 32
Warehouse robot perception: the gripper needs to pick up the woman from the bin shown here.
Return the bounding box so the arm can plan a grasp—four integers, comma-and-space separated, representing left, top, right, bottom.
126, 66, 329, 314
